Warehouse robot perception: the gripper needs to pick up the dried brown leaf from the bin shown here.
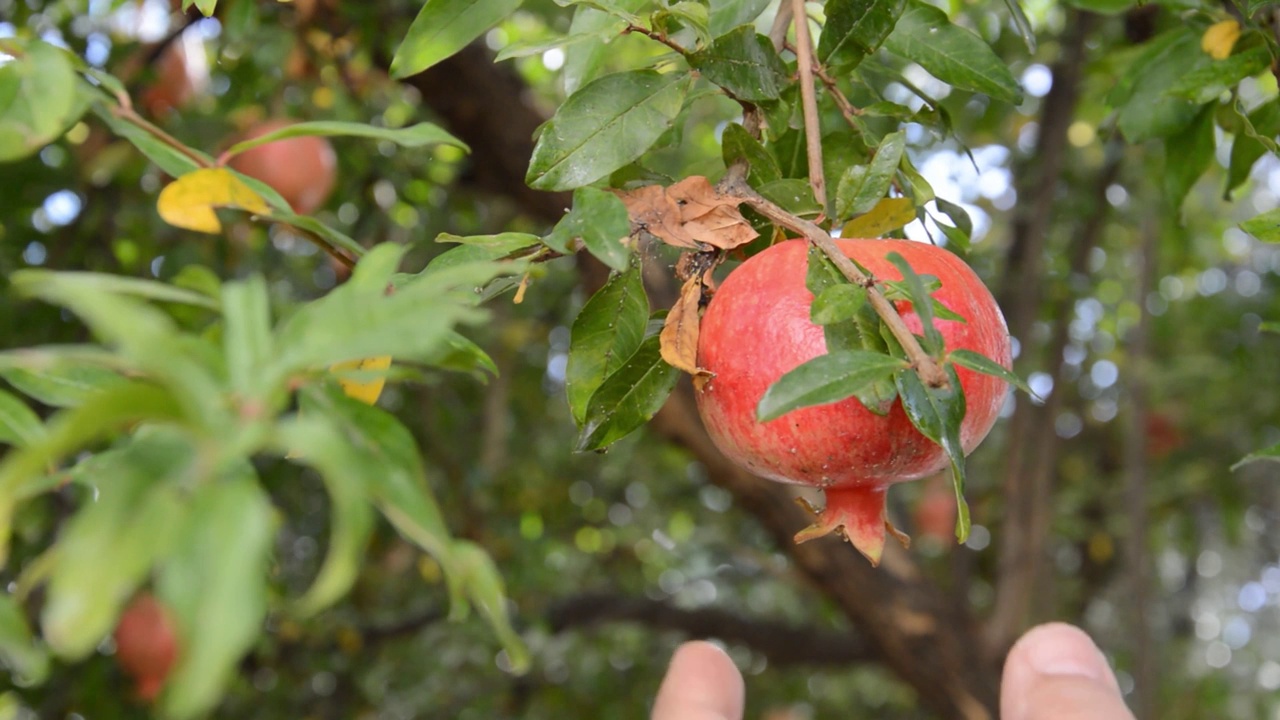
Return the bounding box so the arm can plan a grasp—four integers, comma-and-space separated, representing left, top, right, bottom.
615, 185, 701, 248
615, 176, 758, 251
660, 276, 705, 376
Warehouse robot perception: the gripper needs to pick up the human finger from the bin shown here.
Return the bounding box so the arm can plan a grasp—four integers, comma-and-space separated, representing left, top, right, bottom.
1001, 622, 1135, 720
651, 641, 745, 720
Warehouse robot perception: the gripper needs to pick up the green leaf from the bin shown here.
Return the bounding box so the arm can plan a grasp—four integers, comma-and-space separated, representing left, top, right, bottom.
0, 594, 49, 686
1226, 98, 1280, 198
273, 416, 377, 617
934, 197, 972, 237
566, 266, 649, 425
805, 246, 864, 352
818, 0, 905, 71
576, 334, 681, 451
1232, 441, 1280, 470
1113, 30, 1205, 142
91, 104, 207, 178
721, 123, 781, 185
757, 178, 823, 217
223, 120, 468, 157
1164, 104, 1216, 213
0, 389, 43, 447
689, 26, 788, 101
883, 0, 1022, 105
221, 275, 274, 405
886, 251, 944, 355
266, 210, 367, 259
426, 233, 541, 274
0, 364, 124, 408
156, 474, 273, 720
562, 0, 648, 95
1167, 46, 1270, 105
0, 382, 184, 565
811, 283, 868, 325
895, 365, 970, 541
948, 349, 1029, 395
0, 40, 85, 162
389, 0, 524, 78
184, 0, 217, 16
1240, 208, 1280, 243
657, 2, 712, 45
546, 187, 632, 269
709, 0, 773, 36
527, 69, 692, 191
12, 272, 220, 311
452, 540, 530, 673
301, 388, 462, 609
835, 130, 905, 220
41, 432, 193, 660
757, 351, 907, 421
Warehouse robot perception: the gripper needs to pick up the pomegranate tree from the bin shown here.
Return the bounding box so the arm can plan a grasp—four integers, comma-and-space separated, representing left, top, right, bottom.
695, 238, 1012, 564
113, 593, 180, 702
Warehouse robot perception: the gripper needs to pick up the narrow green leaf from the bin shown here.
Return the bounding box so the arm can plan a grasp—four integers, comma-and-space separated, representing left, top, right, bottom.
0, 383, 184, 565
301, 388, 459, 589
1232, 441, 1280, 470
389, 0, 524, 78
0, 389, 43, 447
886, 251, 944, 355
566, 265, 649, 425
527, 69, 691, 191
221, 276, 274, 403
1168, 46, 1270, 105
1240, 208, 1280, 243
948, 349, 1029, 395
709, 0, 773, 36
41, 432, 193, 660
883, 0, 1022, 105
224, 120, 468, 157
10, 272, 220, 311
157, 474, 273, 720
1113, 30, 1205, 142
688, 26, 788, 101
805, 246, 864, 353
757, 351, 907, 421
895, 365, 969, 541
835, 130, 905, 220
91, 104, 207, 178
810, 284, 867, 325
757, 178, 823, 217
0, 364, 124, 408
425, 234, 540, 275
273, 416, 377, 617
265, 210, 367, 259
1164, 105, 1215, 212
562, 0, 648, 95
546, 187, 632, 269
0, 40, 84, 162
721, 123, 782, 185
1227, 98, 1280, 198
0, 594, 49, 686
452, 540, 530, 673
184, 0, 217, 16
576, 334, 681, 451
934, 197, 972, 236
818, 0, 905, 71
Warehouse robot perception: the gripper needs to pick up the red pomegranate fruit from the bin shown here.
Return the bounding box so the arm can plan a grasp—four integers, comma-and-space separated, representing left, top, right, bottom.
114, 593, 180, 701
695, 238, 1011, 564
140, 33, 210, 118
227, 119, 337, 214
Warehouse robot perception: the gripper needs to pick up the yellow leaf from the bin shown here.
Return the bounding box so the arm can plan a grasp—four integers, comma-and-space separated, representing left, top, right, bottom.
659, 276, 704, 375
841, 197, 917, 238
157, 167, 271, 234
332, 356, 393, 405
1201, 20, 1240, 61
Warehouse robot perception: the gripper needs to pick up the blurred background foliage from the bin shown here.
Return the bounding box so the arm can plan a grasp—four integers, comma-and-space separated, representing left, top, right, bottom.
1, 0, 1279, 718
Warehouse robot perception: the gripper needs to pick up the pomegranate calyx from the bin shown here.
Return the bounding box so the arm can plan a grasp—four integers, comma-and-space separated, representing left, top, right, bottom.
793, 486, 910, 566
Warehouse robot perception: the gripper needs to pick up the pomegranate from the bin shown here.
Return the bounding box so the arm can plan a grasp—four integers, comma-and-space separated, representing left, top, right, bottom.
114, 593, 180, 701
227, 119, 338, 214
140, 33, 210, 118
695, 238, 1011, 564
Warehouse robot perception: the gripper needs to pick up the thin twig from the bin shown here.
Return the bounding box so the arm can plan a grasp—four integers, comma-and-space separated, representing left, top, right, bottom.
623, 23, 689, 56
814, 62, 863, 125
719, 169, 948, 388
768, 2, 794, 51
789, 0, 827, 210
111, 102, 212, 170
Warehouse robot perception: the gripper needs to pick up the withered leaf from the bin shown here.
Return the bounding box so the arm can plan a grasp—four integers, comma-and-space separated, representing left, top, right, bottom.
660, 276, 709, 379
615, 176, 759, 251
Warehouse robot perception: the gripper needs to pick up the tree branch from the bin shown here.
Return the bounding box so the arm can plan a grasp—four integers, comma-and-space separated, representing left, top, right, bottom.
789, 0, 827, 209
548, 591, 875, 667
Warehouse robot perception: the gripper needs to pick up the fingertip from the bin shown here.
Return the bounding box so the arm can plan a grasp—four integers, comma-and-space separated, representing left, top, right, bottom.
1001, 623, 1133, 720
652, 641, 745, 720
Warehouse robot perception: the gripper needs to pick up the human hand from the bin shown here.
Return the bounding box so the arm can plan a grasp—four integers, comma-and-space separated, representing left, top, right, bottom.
651, 623, 1136, 720
1001, 622, 1136, 720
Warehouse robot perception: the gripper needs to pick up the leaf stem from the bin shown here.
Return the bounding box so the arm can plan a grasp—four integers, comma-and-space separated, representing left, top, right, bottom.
789, 0, 827, 210
623, 24, 690, 56
719, 169, 949, 389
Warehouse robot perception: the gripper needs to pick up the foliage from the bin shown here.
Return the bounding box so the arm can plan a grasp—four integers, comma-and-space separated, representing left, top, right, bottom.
0, 0, 1278, 717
